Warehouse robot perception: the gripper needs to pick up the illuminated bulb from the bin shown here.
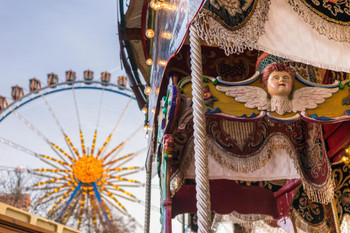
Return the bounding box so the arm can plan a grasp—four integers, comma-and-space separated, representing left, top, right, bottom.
142, 107, 148, 114
146, 58, 153, 66
145, 133, 149, 139
161, 32, 172, 39
144, 86, 152, 95
158, 60, 167, 66
156, 87, 160, 94
151, 108, 156, 113
146, 29, 155, 38
150, 1, 162, 10
144, 125, 150, 131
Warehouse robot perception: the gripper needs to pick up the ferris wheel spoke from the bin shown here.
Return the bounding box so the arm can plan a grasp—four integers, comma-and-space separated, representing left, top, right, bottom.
56, 182, 82, 223
30, 185, 67, 191
98, 185, 127, 213
105, 166, 141, 173
103, 153, 135, 167
101, 193, 128, 216
101, 178, 135, 198
36, 182, 71, 203
96, 94, 134, 159
64, 134, 80, 159
90, 129, 98, 156
41, 188, 72, 209
50, 143, 75, 162
106, 183, 145, 188
100, 125, 143, 164
106, 190, 138, 203
89, 89, 105, 157
0, 136, 39, 157
103, 174, 140, 184
92, 182, 112, 223
7, 107, 72, 163
37, 154, 71, 169
125, 213, 143, 230
88, 190, 99, 232
38, 90, 78, 160
71, 87, 82, 130
71, 87, 88, 158
101, 142, 125, 162
79, 130, 87, 156
109, 168, 145, 177
103, 127, 144, 163
107, 189, 158, 213
62, 190, 82, 225
0, 136, 68, 170
34, 175, 71, 187
9, 107, 50, 142
31, 172, 66, 179
111, 152, 143, 169
76, 190, 87, 230
32, 168, 71, 174
104, 147, 145, 169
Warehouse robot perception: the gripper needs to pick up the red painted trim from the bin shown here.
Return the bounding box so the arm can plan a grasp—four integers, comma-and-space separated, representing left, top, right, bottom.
172, 180, 279, 218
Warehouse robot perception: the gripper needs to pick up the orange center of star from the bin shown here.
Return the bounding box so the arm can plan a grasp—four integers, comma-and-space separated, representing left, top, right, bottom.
72, 156, 103, 183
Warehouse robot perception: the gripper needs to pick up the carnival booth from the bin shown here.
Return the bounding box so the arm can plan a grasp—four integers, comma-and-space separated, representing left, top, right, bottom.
119, 0, 350, 232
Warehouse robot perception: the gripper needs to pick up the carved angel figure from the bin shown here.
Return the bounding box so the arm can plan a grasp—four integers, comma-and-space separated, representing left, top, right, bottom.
216, 63, 338, 115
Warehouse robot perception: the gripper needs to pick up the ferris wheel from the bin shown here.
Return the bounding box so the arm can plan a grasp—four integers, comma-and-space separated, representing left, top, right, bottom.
0, 70, 148, 232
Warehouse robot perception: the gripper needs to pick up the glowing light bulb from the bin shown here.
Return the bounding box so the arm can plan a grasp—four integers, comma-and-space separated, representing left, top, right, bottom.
146, 58, 153, 66
151, 1, 162, 10
144, 125, 150, 131
158, 60, 167, 66
146, 29, 155, 38
144, 86, 152, 95
142, 107, 148, 114
151, 108, 156, 113
161, 32, 172, 39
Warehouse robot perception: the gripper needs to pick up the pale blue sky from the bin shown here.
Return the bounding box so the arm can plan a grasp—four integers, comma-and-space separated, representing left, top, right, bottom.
0, 0, 121, 97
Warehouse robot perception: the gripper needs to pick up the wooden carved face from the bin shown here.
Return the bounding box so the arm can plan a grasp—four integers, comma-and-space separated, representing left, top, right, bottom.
267, 71, 293, 97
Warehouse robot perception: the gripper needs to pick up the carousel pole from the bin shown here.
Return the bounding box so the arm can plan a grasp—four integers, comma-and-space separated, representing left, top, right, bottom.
189, 23, 212, 233
331, 196, 341, 233
144, 151, 153, 233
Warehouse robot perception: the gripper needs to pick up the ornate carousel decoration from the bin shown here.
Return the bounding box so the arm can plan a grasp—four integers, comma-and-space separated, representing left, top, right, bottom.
118, 0, 350, 232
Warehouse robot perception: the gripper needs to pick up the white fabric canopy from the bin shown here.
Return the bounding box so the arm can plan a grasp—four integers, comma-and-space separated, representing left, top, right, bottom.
185, 148, 300, 181
194, 0, 350, 72
258, 0, 350, 73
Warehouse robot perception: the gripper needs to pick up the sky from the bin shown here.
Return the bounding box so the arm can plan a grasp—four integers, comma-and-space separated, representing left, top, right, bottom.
0, 0, 121, 97
0, 1, 172, 232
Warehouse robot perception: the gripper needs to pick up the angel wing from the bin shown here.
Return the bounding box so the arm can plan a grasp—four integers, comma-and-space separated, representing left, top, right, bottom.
292, 87, 338, 112
216, 85, 269, 110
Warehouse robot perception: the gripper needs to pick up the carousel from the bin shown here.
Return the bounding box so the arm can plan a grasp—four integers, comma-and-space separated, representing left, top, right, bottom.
119, 0, 350, 232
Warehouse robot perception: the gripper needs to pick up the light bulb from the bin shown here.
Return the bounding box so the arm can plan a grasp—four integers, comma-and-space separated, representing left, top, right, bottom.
158, 60, 167, 66
146, 58, 153, 66
144, 86, 152, 95
146, 29, 155, 38
142, 107, 148, 114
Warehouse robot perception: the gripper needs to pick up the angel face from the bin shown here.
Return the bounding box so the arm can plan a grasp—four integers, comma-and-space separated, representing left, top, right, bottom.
267, 71, 293, 97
